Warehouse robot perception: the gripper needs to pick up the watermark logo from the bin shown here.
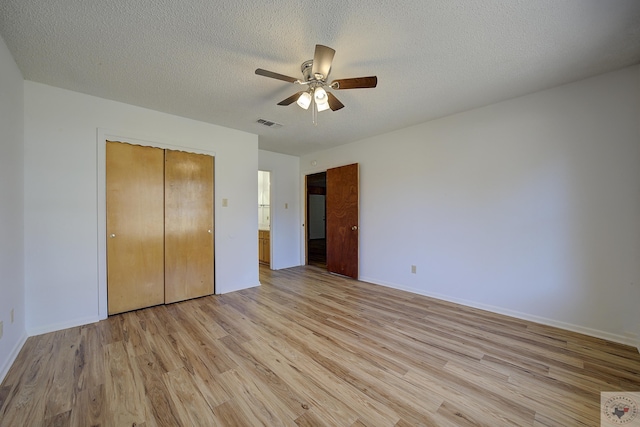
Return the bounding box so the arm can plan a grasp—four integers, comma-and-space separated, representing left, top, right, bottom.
602, 392, 640, 426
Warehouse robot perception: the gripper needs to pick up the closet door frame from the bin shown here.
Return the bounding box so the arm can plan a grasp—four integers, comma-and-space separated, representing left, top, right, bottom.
96, 129, 216, 320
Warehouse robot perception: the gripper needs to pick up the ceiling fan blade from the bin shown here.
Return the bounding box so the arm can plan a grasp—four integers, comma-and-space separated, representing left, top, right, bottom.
326, 92, 345, 111
331, 76, 378, 89
311, 45, 335, 80
277, 91, 305, 106
255, 68, 299, 83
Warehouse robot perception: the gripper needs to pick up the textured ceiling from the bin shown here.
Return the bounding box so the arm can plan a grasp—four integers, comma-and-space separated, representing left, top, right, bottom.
1, 0, 640, 156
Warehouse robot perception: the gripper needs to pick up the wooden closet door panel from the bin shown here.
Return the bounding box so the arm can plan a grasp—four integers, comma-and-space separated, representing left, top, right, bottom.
106, 141, 165, 314
165, 150, 214, 303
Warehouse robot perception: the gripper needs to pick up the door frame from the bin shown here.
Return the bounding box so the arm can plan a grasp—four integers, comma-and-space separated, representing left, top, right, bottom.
301, 167, 329, 266
258, 169, 273, 269
97, 128, 217, 320
305, 172, 327, 266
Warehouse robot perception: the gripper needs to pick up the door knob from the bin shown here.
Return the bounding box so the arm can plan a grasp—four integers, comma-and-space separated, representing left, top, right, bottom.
110, 233, 116, 238
207, 229, 212, 234
351, 225, 358, 231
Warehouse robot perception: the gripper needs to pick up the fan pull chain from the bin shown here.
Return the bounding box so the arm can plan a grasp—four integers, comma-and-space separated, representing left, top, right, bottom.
312, 99, 318, 126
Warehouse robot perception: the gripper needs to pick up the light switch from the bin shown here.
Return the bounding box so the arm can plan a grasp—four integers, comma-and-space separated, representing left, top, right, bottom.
222, 198, 228, 207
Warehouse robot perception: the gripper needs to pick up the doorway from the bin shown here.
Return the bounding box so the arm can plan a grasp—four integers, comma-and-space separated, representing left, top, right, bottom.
305, 164, 359, 279
258, 171, 271, 266
306, 172, 327, 268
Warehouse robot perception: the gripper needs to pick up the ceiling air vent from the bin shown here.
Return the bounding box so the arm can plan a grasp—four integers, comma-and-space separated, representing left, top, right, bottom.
256, 119, 283, 129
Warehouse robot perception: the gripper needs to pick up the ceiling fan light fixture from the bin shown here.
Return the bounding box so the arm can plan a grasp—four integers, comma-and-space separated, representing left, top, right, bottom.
297, 91, 312, 109
314, 86, 330, 112
314, 87, 327, 104
316, 100, 330, 112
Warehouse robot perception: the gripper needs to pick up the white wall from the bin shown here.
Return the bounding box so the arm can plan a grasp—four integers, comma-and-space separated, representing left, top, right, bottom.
0, 35, 27, 382
24, 82, 259, 335
258, 150, 301, 270
301, 66, 640, 346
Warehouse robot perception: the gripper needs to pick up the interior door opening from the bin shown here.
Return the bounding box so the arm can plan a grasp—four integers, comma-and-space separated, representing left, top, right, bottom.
306, 172, 327, 268
258, 170, 271, 267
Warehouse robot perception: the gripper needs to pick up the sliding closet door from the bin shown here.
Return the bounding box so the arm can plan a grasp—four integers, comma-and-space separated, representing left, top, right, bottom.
164, 150, 215, 303
106, 142, 165, 315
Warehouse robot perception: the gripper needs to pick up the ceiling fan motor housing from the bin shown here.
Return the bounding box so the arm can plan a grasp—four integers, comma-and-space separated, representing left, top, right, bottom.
301, 60, 315, 82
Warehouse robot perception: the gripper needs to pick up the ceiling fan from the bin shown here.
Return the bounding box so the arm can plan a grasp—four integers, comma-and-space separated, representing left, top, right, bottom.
255, 44, 377, 124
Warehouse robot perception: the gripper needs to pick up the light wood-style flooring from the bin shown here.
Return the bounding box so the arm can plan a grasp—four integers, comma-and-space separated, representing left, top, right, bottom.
1, 265, 639, 426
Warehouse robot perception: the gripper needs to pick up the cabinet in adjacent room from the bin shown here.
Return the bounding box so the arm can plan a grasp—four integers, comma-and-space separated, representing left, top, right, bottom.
106, 141, 214, 315
258, 230, 270, 264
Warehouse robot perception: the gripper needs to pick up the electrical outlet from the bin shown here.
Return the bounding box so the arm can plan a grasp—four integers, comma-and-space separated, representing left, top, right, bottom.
11, 308, 14, 323
0, 321, 3, 339
411, 265, 417, 274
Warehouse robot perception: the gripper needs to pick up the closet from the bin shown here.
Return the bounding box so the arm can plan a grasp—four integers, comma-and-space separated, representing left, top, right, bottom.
106, 141, 214, 315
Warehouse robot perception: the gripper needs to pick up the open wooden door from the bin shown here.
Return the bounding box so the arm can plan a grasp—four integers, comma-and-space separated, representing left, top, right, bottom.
326, 163, 359, 279
106, 142, 165, 314
164, 150, 215, 303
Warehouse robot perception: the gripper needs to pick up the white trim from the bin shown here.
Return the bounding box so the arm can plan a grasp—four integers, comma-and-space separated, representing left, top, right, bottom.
96, 128, 218, 319
0, 332, 28, 384
360, 275, 640, 349
268, 169, 274, 271
27, 316, 102, 337
217, 283, 261, 295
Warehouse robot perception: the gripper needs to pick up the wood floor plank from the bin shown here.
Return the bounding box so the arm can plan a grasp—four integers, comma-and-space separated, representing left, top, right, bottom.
162, 366, 217, 426
0, 331, 57, 425
217, 334, 311, 420
294, 408, 331, 427
213, 399, 255, 427
44, 328, 83, 420
246, 336, 401, 426
239, 338, 361, 426
217, 368, 299, 426
103, 341, 148, 426
1, 264, 639, 426
68, 384, 105, 427
134, 353, 183, 427
44, 409, 71, 427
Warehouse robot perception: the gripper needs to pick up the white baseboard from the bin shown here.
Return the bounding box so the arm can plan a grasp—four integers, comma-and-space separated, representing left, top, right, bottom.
0, 331, 28, 384
633, 336, 640, 354
218, 282, 261, 295
26, 315, 102, 337
360, 276, 639, 350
